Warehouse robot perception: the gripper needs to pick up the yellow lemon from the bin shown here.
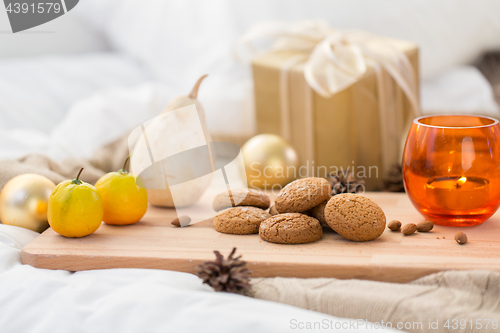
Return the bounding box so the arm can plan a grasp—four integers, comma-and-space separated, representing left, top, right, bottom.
48, 168, 103, 238
95, 156, 148, 225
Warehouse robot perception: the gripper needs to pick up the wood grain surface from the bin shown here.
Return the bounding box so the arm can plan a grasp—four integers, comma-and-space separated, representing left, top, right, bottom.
22, 192, 500, 283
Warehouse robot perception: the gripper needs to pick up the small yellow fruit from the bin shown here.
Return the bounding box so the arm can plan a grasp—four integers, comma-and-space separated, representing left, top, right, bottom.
48, 168, 103, 238
95, 156, 147, 225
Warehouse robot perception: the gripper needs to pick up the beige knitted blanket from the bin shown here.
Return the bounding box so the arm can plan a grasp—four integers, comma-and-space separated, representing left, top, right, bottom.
1, 138, 499, 333
0, 136, 129, 190
252, 270, 500, 333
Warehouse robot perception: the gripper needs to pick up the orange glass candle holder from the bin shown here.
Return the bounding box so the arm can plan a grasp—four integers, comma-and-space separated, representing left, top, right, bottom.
403, 115, 500, 226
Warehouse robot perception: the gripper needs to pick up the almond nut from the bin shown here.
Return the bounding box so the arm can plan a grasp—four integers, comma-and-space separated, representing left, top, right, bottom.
454, 232, 467, 245
388, 220, 402, 231
417, 220, 434, 232
171, 215, 191, 227
401, 223, 417, 235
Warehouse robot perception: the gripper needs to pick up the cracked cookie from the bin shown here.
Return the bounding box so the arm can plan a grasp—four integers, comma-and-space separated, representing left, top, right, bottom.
213, 206, 271, 234
324, 194, 386, 241
259, 213, 322, 244
308, 199, 330, 228
212, 189, 271, 212
275, 177, 331, 213
269, 205, 279, 216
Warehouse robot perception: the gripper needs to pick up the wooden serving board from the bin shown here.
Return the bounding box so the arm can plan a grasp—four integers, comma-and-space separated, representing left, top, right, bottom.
22, 192, 500, 283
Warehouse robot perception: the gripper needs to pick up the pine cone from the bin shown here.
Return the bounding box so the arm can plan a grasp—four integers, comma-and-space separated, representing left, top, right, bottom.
382, 164, 405, 192
196, 247, 252, 295
327, 170, 365, 195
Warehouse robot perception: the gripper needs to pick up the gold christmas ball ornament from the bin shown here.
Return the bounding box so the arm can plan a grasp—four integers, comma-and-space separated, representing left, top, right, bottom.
241, 134, 299, 189
0, 174, 56, 233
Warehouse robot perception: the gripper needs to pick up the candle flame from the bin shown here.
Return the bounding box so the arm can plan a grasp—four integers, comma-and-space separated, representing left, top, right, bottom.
456, 177, 467, 188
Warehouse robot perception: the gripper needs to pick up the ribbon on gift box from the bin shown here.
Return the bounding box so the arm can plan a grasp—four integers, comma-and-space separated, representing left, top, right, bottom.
237, 20, 421, 173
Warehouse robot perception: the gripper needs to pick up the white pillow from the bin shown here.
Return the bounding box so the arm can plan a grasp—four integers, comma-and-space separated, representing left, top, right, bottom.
0, 82, 178, 161
72, 0, 500, 143
0, 53, 151, 134
0, 5, 109, 58
76, 0, 500, 80
421, 66, 500, 116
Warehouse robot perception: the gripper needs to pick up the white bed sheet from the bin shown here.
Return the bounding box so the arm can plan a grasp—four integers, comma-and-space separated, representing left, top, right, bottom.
0, 53, 151, 134
421, 66, 500, 116
1, 2, 499, 330
0, 224, 399, 333
0, 47, 497, 333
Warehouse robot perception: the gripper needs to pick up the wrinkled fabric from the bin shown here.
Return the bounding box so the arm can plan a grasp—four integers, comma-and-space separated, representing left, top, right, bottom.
252, 272, 500, 333
0, 135, 129, 192
0, 224, 398, 333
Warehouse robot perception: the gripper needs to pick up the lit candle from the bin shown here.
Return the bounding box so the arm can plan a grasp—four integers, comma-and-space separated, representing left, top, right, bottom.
426, 176, 490, 211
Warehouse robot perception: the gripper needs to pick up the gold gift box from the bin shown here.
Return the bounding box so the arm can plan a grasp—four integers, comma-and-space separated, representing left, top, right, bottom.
252, 39, 419, 190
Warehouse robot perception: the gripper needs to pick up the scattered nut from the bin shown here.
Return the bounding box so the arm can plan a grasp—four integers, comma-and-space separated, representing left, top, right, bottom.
417, 220, 434, 232
387, 220, 402, 231
269, 205, 279, 216
171, 215, 191, 227
454, 232, 467, 245
401, 223, 417, 235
